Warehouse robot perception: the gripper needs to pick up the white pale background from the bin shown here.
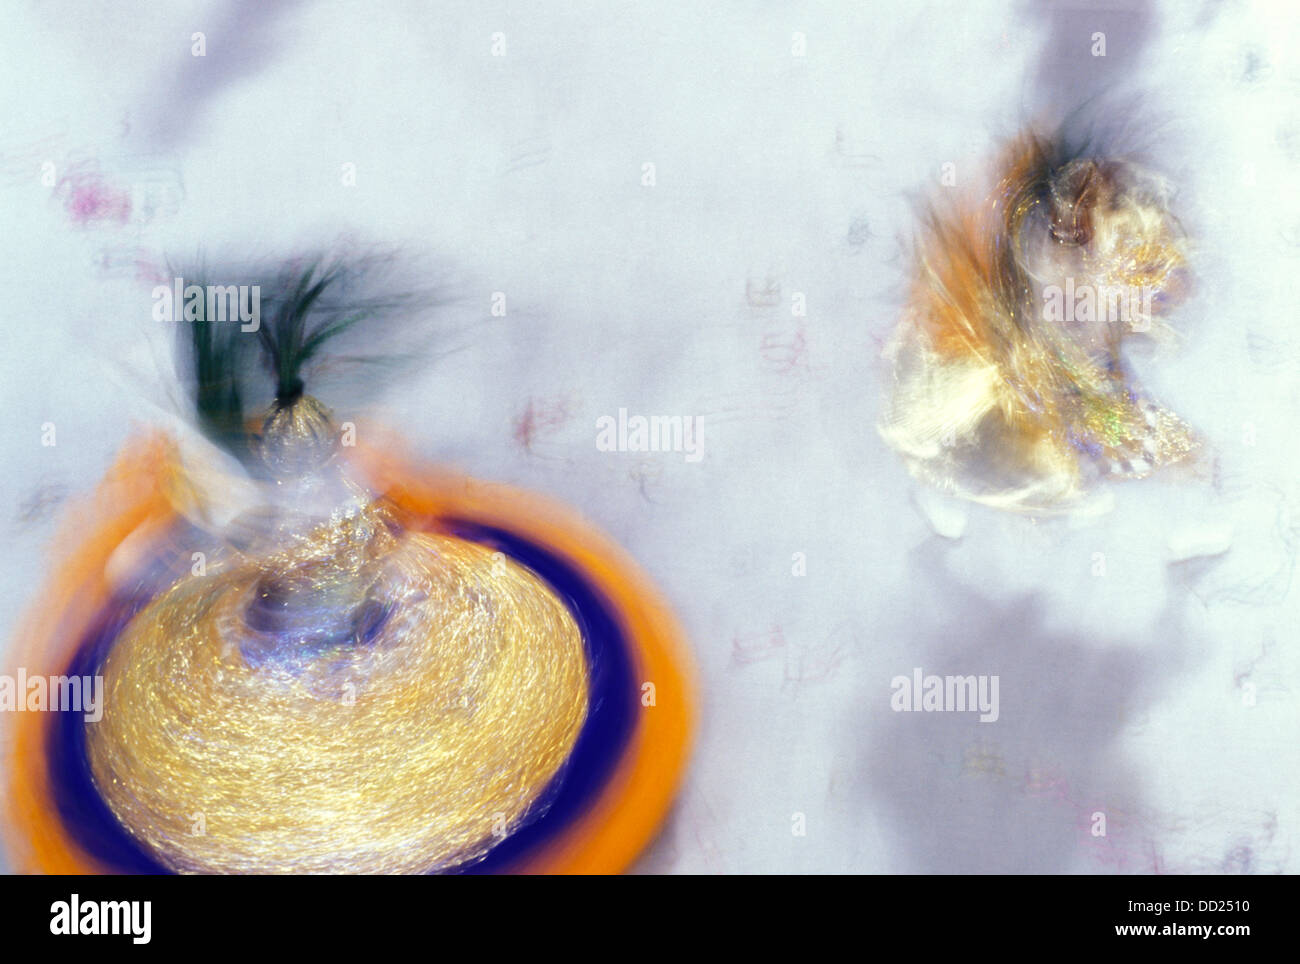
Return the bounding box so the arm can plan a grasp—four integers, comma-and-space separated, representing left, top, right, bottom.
1, 0, 1298, 873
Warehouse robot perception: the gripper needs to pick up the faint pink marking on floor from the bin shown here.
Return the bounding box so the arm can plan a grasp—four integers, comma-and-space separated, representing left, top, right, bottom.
512, 395, 575, 451
60, 172, 132, 225
731, 625, 786, 665
760, 325, 809, 374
